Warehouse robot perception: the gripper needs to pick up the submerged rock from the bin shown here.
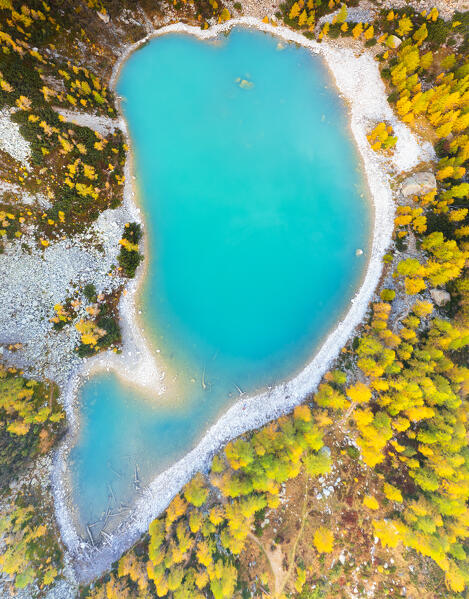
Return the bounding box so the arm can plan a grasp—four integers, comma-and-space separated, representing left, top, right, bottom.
401, 171, 437, 198
236, 77, 254, 89
430, 288, 451, 307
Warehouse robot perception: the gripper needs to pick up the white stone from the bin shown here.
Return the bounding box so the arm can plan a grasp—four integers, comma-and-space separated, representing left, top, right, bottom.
0, 108, 31, 165
401, 171, 437, 198
430, 288, 451, 306
97, 11, 110, 24
387, 34, 402, 49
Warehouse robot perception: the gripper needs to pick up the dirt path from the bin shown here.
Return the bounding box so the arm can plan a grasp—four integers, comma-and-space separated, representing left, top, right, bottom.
247, 476, 311, 597
276, 476, 310, 597
247, 532, 281, 596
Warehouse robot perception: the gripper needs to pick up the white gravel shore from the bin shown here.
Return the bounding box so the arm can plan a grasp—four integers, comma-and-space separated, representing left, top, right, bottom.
0, 107, 30, 166
56, 109, 120, 137
44, 17, 434, 585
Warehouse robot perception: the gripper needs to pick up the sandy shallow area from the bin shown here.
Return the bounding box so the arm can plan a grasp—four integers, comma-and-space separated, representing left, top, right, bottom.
44, 17, 435, 584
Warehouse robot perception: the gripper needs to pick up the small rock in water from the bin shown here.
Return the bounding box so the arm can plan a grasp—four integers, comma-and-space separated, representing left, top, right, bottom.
355, 248, 363, 256
237, 78, 254, 90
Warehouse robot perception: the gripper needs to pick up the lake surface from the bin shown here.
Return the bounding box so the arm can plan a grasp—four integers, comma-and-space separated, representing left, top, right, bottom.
69, 28, 370, 534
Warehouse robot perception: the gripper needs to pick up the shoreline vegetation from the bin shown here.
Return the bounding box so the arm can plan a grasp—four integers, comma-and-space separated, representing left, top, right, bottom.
0, 1, 467, 598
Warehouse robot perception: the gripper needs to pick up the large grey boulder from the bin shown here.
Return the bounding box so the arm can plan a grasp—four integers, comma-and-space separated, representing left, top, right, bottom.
430, 288, 451, 307
401, 172, 437, 198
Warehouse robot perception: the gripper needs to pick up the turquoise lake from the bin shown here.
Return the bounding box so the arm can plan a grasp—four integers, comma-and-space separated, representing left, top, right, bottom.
69, 28, 371, 533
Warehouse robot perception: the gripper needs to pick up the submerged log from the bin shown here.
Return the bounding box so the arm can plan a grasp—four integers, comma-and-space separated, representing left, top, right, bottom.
202, 367, 207, 390
234, 384, 244, 395
109, 465, 123, 478
108, 483, 117, 505
134, 464, 141, 491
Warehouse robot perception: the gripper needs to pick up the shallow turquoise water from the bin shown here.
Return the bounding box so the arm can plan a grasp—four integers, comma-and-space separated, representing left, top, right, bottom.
70, 28, 370, 531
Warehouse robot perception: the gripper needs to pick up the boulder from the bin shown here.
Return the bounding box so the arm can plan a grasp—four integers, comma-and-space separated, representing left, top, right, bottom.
430, 288, 451, 307
386, 35, 402, 49
401, 172, 437, 198
97, 11, 110, 23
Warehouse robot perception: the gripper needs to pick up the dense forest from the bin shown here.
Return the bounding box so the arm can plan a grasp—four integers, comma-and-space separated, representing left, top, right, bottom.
0, 0, 467, 598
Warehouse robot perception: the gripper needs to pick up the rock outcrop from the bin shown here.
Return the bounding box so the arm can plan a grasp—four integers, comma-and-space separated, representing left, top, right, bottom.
401, 171, 437, 197
430, 288, 451, 307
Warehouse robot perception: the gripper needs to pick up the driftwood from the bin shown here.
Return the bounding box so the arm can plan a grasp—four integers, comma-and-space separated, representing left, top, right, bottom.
100, 529, 113, 542
134, 464, 141, 491
108, 508, 130, 518
102, 512, 109, 530
86, 524, 95, 546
